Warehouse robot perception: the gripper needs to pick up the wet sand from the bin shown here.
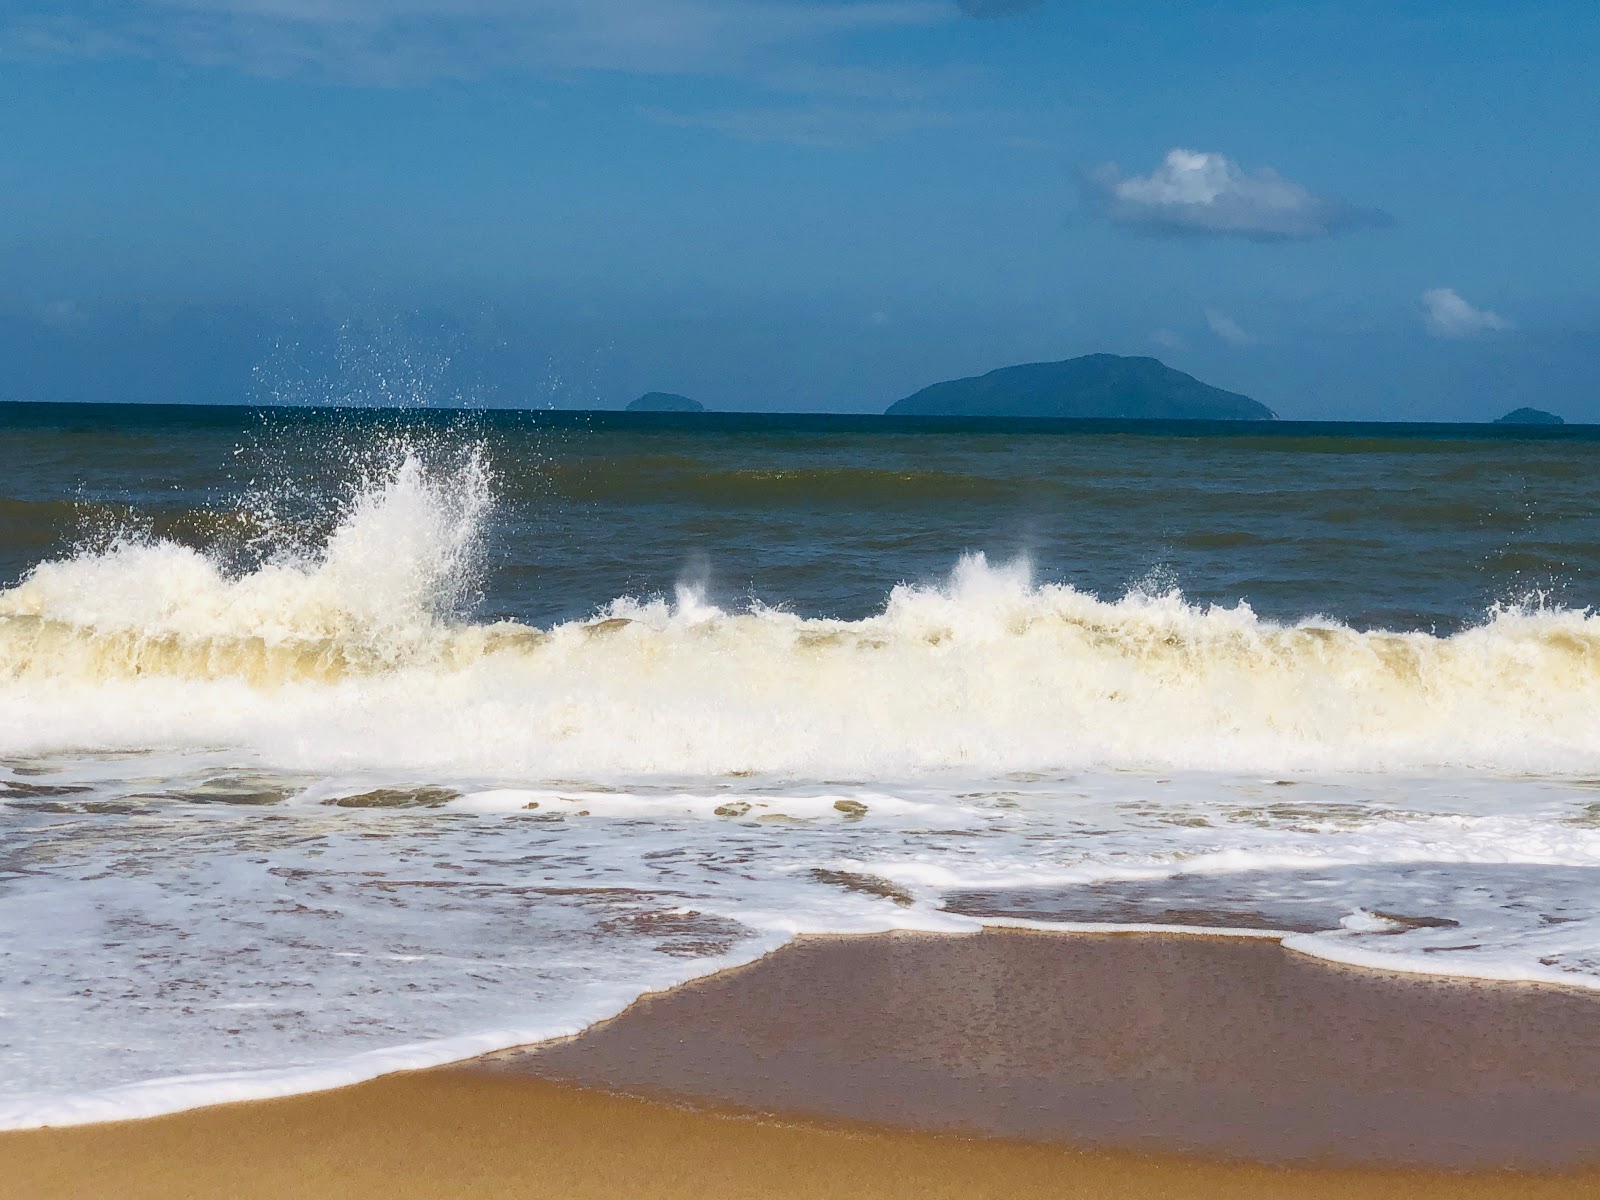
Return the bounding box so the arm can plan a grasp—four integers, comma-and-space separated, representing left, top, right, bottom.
5, 930, 1600, 1199
505, 929, 1600, 1169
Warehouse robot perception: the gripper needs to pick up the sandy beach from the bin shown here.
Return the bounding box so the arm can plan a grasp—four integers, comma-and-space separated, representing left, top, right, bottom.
5, 930, 1600, 1198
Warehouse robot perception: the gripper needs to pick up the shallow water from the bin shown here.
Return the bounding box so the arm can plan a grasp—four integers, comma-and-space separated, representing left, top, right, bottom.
2, 402, 1599, 1127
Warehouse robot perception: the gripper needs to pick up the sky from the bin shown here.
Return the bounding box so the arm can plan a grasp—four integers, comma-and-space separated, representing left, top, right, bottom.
1, 0, 1596, 419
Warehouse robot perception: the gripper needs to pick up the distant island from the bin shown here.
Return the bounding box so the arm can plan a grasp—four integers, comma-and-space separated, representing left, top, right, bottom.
1494, 407, 1564, 425
627, 392, 705, 413
885, 354, 1276, 420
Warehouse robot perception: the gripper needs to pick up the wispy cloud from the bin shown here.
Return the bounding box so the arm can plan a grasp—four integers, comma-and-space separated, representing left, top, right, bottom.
1085, 148, 1390, 242
955, 0, 1044, 17
758, 61, 970, 102
1421, 288, 1511, 339
1204, 308, 1257, 346
2, 0, 950, 85
641, 102, 949, 149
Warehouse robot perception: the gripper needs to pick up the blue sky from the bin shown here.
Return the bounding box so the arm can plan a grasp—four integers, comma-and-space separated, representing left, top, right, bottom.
1, 0, 1596, 418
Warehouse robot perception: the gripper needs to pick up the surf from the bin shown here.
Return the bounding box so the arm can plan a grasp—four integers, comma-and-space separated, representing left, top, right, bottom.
0, 447, 1598, 776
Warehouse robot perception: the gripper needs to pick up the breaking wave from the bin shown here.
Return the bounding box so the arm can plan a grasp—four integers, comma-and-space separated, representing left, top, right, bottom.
2, 448, 1599, 776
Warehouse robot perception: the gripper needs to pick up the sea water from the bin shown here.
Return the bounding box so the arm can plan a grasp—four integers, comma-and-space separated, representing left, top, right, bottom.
2, 403, 1598, 1127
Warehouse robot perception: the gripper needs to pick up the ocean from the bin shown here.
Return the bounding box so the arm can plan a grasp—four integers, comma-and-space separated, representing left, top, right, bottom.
2, 401, 1599, 1126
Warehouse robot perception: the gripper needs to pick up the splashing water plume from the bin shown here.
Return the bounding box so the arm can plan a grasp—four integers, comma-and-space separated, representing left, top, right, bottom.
0, 446, 492, 678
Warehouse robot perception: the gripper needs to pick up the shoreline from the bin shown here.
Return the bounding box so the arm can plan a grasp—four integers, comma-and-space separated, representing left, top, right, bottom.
10, 917, 1600, 1135
6, 928, 1600, 1196
494, 927, 1600, 1171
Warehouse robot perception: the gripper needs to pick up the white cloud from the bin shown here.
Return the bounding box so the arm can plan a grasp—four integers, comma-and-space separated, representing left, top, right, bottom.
1204, 308, 1257, 346
2, 0, 949, 84
1086, 148, 1389, 241
1421, 288, 1511, 339
1149, 328, 1187, 352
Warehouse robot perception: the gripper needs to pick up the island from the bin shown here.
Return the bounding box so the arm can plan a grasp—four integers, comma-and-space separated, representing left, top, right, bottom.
885, 354, 1276, 420
627, 392, 706, 413
1494, 407, 1564, 425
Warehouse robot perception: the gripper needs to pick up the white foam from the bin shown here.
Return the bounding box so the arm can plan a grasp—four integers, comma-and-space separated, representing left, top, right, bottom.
6, 768, 1600, 1127
2, 449, 488, 651
4, 527, 1600, 776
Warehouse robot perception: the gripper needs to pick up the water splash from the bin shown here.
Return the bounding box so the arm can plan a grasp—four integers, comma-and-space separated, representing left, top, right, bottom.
0, 443, 493, 676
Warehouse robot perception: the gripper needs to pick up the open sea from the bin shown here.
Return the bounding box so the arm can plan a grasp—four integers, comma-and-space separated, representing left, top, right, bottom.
3, 401, 1600, 1126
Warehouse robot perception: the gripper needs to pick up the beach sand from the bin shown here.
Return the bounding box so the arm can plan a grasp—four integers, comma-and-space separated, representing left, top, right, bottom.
5, 930, 1600, 1199
504, 928, 1600, 1169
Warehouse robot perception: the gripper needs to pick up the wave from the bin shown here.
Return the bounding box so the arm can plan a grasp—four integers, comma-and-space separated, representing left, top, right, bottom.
2, 450, 1599, 776
0, 448, 489, 663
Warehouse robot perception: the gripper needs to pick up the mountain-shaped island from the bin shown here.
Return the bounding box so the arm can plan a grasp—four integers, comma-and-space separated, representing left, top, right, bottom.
627, 392, 705, 413
885, 354, 1275, 420
1494, 407, 1564, 425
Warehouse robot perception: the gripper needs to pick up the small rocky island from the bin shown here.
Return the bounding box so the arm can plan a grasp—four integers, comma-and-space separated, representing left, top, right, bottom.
885, 354, 1275, 420
627, 392, 706, 413
1494, 407, 1564, 425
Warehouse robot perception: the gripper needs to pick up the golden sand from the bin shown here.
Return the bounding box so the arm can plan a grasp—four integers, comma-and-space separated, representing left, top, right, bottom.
6, 1069, 1599, 1200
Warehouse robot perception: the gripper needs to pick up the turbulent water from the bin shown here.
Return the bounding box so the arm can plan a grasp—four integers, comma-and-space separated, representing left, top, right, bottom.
3, 402, 1600, 1127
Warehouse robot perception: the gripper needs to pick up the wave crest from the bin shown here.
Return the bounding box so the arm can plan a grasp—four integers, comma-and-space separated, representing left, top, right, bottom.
2, 453, 1599, 774
0, 448, 491, 678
